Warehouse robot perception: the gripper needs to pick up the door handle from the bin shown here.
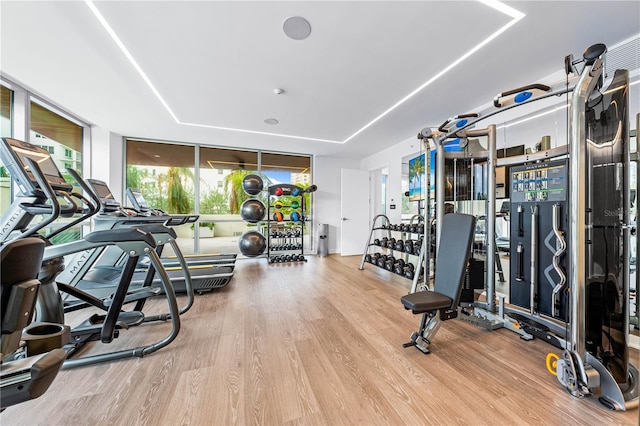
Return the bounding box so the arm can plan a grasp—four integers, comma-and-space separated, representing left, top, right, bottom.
341, 217, 349, 221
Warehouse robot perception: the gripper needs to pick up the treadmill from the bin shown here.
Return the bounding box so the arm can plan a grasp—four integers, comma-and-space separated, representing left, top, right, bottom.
57, 180, 234, 295
125, 187, 237, 267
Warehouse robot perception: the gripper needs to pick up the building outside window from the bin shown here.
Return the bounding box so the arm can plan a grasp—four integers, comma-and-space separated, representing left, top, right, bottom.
0, 85, 13, 211
126, 139, 313, 256
0, 79, 87, 244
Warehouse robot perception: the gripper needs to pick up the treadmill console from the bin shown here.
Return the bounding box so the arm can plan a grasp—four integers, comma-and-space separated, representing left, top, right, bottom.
86, 179, 121, 213
126, 188, 151, 214
0, 137, 72, 196
126, 188, 167, 216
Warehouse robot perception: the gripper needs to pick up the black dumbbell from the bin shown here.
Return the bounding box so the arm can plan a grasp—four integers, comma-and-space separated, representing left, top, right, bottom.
377, 255, 388, 267
381, 237, 389, 248
394, 259, 406, 275
404, 240, 414, 254
413, 241, 422, 254
371, 253, 381, 263
373, 238, 381, 246
385, 258, 395, 270
395, 240, 404, 251
388, 237, 396, 248
403, 263, 415, 279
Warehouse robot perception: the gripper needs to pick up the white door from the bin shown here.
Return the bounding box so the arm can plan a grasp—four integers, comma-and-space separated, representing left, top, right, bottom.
341, 168, 370, 256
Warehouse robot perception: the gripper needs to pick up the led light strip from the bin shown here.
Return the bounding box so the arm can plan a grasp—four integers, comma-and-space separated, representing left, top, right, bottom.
86, 0, 525, 144
84, 0, 179, 123
343, 0, 525, 143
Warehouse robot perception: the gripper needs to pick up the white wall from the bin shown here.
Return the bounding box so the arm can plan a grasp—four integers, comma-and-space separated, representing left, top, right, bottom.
314, 155, 360, 254
360, 135, 422, 225
89, 127, 123, 202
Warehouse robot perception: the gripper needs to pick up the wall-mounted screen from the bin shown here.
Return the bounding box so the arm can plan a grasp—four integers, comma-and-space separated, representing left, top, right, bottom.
408, 153, 425, 201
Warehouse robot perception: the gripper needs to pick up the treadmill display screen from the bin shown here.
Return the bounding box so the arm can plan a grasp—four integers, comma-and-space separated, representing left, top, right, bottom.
3, 138, 71, 191
127, 188, 150, 211
86, 179, 120, 210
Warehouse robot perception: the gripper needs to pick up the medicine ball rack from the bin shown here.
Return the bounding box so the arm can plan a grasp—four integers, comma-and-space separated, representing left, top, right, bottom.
359, 214, 428, 291
267, 184, 307, 264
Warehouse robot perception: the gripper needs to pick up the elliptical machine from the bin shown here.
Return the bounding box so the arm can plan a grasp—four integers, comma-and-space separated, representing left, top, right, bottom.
0, 138, 183, 370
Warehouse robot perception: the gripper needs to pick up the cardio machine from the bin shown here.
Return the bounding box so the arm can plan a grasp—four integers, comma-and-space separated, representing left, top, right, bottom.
125, 187, 237, 267
0, 137, 182, 369
55, 179, 235, 297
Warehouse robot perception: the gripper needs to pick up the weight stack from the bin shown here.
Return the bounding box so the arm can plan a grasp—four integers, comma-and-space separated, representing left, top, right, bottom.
460, 258, 484, 303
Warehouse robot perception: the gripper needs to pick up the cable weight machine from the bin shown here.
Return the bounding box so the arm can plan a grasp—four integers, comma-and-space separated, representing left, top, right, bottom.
417, 44, 638, 411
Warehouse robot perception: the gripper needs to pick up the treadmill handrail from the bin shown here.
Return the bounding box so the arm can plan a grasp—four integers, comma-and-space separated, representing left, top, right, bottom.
43, 229, 157, 261
47, 168, 102, 240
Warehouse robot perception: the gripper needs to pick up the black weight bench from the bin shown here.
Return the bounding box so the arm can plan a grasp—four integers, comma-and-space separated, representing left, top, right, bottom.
401, 213, 476, 354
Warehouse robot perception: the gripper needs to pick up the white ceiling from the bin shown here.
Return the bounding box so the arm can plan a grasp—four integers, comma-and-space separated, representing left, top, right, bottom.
1, 1, 639, 159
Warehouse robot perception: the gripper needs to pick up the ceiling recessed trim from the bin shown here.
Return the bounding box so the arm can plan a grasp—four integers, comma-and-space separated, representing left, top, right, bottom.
85, 0, 524, 145
179, 120, 341, 143
341, 0, 526, 143
84, 0, 179, 123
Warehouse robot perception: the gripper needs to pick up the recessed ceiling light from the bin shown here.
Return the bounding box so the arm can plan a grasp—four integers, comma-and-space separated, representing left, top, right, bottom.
283, 16, 311, 40
154, 154, 161, 158
273, 88, 284, 95
264, 118, 279, 125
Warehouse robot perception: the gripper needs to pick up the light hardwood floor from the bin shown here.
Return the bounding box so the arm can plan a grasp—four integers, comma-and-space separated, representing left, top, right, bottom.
2, 255, 638, 425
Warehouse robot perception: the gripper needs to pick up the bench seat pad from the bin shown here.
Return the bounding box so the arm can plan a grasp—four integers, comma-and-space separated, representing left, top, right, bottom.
401, 291, 452, 314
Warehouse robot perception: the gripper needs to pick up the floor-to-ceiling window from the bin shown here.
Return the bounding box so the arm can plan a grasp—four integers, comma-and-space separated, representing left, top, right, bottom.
0, 78, 88, 243
0, 85, 13, 212
125, 140, 196, 255
199, 146, 259, 254
125, 139, 313, 256
0, 85, 12, 138
29, 100, 85, 244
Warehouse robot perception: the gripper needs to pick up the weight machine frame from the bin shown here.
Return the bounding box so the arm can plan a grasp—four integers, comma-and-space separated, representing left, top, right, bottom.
418, 46, 638, 410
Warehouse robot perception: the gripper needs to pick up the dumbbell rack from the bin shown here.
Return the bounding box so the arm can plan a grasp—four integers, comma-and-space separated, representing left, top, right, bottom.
359, 214, 428, 292
266, 183, 307, 264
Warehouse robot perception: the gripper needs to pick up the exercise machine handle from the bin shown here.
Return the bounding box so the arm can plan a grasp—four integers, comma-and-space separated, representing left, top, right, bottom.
516, 243, 524, 282
517, 204, 524, 237
437, 113, 479, 133
47, 167, 105, 240
493, 84, 551, 108
530, 204, 538, 314
551, 203, 567, 318
12, 158, 61, 241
